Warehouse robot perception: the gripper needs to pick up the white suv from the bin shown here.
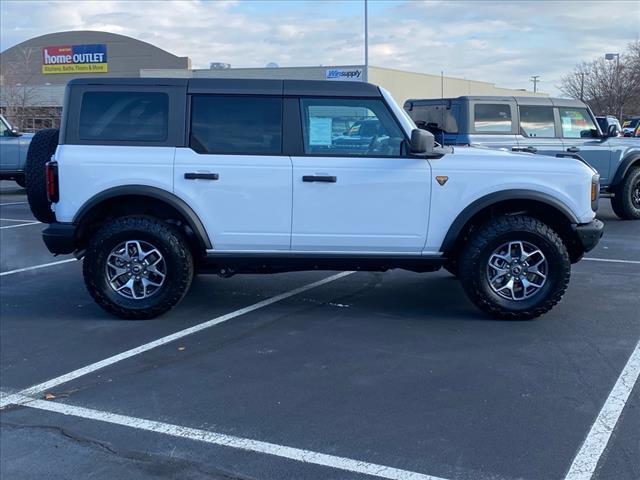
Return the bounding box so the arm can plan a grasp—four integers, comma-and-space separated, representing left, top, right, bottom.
25, 78, 603, 320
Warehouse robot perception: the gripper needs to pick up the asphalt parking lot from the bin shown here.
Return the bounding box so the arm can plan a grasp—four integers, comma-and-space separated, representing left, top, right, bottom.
0, 180, 638, 480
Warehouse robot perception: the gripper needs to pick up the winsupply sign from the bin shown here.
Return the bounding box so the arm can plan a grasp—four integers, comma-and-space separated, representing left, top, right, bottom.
325, 68, 363, 81
42, 44, 108, 74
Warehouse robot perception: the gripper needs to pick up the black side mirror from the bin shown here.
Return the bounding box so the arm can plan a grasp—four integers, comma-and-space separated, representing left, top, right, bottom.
10, 128, 21, 136
607, 124, 618, 137
410, 128, 434, 155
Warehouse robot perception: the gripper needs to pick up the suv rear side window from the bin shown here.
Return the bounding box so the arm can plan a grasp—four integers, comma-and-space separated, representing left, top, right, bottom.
79, 92, 168, 142
300, 98, 404, 157
474, 104, 512, 133
559, 108, 598, 138
408, 104, 459, 133
519, 106, 555, 138
190, 95, 282, 155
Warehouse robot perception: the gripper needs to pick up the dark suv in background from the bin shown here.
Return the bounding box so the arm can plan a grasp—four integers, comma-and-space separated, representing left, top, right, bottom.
404, 96, 640, 219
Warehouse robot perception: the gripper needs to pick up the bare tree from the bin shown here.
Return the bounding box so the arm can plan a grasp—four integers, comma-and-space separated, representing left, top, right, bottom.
560, 41, 640, 119
0, 46, 41, 130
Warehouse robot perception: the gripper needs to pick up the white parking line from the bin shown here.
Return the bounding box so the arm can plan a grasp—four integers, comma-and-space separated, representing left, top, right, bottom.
0, 258, 78, 277
2, 271, 354, 403
0, 201, 28, 206
2, 393, 445, 480
0, 217, 37, 222
564, 341, 640, 480
584, 257, 640, 265
0, 221, 41, 230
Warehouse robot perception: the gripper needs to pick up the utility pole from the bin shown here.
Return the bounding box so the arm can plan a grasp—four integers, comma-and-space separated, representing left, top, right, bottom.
530, 75, 540, 93
363, 0, 368, 82
579, 72, 586, 101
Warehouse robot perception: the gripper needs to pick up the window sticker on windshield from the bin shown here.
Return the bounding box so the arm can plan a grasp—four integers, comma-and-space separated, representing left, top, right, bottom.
309, 117, 333, 146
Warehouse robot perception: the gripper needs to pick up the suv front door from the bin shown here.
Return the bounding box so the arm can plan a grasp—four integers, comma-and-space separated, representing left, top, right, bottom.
558, 106, 612, 182
174, 94, 292, 251
290, 97, 431, 253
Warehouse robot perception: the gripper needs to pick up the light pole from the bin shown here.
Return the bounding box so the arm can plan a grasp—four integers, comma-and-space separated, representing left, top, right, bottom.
605, 53, 620, 119
363, 0, 368, 82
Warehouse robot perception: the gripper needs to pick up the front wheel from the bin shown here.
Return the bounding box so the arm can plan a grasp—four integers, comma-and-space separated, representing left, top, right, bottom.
83, 216, 194, 319
611, 167, 640, 220
458, 215, 571, 320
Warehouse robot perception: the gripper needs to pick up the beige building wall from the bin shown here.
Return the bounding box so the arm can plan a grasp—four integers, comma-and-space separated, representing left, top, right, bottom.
368, 66, 546, 105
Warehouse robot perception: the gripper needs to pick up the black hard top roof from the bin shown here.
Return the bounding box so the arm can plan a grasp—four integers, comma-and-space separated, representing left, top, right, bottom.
67, 77, 382, 97
404, 95, 586, 108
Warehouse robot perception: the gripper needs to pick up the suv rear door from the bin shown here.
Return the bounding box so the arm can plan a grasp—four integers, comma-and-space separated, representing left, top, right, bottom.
515, 98, 565, 157
174, 88, 292, 251
289, 96, 431, 253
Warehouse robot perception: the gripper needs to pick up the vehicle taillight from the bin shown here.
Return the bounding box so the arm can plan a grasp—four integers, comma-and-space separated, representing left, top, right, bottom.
46, 161, 59, 203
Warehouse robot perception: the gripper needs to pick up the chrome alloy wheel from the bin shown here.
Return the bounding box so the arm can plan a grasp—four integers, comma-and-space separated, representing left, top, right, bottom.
633, 180, 640, 208
106, 240, 166, 300
486, 240, 548, 301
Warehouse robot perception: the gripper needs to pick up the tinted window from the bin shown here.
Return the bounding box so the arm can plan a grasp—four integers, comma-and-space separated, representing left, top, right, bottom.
190, 95, 282, 155
407, 104, 459, 133
519, 106, 555, 138
559, 107, 598, 138
300, 98, 404, 156
79, 92, 168, 142
0, 119, 7, 136
474, 104, 512, 132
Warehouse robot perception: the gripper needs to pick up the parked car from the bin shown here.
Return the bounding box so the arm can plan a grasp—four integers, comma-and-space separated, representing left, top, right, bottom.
26, 78, 602, 320
404, 96, 640, 219
622, 117, 640, 137
596, 115, 622, 137
0, 114, 34, 187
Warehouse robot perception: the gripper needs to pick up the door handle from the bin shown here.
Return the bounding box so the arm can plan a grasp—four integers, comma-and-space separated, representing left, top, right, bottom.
302, 175, 337, 183
512, 146, 537, 154
184, 172, 219, 180
567, 147, 580, 153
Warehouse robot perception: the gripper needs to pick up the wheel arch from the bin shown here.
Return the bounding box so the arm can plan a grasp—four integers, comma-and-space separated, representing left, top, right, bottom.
611, 153, 640, 187
441, 190, 585, 263
73, 185, 212, 253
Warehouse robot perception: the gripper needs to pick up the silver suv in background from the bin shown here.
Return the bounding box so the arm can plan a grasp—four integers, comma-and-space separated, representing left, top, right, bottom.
404, 96, 640, 219
0, 114, 34, 187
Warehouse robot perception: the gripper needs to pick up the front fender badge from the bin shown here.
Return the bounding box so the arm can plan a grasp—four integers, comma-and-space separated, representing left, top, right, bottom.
436, 176, 449, 186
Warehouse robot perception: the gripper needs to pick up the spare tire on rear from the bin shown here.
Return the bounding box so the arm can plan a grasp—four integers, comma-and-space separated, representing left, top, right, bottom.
25, 128, 59, 223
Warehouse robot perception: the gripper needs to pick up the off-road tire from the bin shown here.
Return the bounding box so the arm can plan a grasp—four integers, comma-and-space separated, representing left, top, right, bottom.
458, 215, 571, 320
83, 216, 194, 319
25, 128, 59, 223
611, 166, 640, 220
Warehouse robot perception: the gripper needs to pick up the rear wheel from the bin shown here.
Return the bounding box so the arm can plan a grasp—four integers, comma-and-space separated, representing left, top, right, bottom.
458, 215, 571, 320
611, 166, 640, 220
83, 216, 194, 319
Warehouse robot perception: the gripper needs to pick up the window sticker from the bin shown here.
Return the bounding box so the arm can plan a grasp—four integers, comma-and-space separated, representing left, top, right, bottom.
308, 117, 333, 146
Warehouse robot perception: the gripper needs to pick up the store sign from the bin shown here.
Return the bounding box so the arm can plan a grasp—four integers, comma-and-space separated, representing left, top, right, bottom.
325, 68, 363, 81
42, 44, 108, 74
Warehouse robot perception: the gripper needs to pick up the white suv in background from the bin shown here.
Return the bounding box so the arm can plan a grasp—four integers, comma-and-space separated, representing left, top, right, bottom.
25, 78, 603, 320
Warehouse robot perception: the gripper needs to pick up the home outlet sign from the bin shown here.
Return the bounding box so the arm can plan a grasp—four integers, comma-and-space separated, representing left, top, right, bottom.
325, 68, 364, 81
42, 44, 108, 74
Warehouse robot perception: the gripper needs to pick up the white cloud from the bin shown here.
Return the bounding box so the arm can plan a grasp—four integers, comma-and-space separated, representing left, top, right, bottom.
1, 0, 638, 94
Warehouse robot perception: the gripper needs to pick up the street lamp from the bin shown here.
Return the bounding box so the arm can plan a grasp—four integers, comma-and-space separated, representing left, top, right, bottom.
363, 0, 368, 82
605, 53, 621, 119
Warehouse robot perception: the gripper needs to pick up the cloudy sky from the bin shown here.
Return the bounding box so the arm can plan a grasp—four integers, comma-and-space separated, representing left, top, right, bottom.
1, 0, 638, 94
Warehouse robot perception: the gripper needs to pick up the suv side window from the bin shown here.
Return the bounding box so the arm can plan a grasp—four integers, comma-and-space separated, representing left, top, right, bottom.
300, 98, 404, 157
519, 106, 555, 138
559, 107, 598, 138
0, 118, 7, 136
190, 95, 282, 155
409, 104, 459, 133
473, 104, 512, 133
79, 92, 168, 142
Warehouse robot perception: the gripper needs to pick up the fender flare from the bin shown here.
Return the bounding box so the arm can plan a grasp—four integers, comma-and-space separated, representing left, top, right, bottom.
73, 185, 212, 249
440, 189, 580, 253
611, 154, 640, 187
